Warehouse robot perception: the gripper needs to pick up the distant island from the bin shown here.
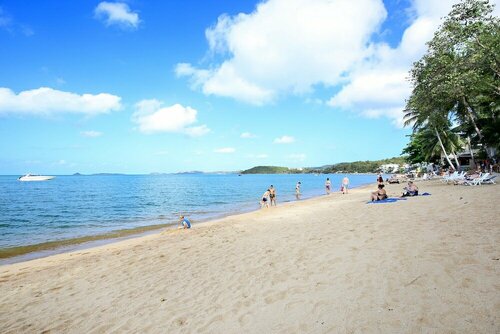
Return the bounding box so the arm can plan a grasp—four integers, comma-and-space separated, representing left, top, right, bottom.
241, 157, 407, 174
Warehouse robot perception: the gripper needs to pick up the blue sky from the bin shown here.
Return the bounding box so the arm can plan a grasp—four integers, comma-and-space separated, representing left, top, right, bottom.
0, 0, 471, 174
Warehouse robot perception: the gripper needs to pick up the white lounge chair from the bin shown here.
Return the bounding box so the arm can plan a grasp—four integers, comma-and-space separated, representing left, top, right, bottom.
463, 173, 490, 186
481, 175, 497, 185
442, 171, 458, 183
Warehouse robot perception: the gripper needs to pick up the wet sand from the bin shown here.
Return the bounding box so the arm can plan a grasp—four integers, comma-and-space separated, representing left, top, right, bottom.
0, 180, 499, 333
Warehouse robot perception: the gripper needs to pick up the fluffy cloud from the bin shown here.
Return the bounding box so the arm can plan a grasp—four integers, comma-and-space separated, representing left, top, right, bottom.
177, 0, 471, 126
328, 0, 462, 126
81, 130, 103, 138
240, 132, 257, 138
177, 0, 387, 104
94, 2, 140, 29
274, 135, 295, 144
132, 100, 210, 137
214, 147, 235, 153
0, 87, 121, 116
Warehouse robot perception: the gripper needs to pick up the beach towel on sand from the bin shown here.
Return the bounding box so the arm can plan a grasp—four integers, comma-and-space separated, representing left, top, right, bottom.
367, 198, 407, 204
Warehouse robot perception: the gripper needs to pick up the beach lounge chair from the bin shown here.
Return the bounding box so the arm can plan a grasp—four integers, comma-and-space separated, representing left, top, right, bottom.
441, 171, 458, 183
463, 173, 490, 186
481, 175, 496, 185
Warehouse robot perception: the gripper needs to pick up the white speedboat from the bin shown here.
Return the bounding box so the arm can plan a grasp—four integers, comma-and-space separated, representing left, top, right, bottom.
18, 174, 55, 181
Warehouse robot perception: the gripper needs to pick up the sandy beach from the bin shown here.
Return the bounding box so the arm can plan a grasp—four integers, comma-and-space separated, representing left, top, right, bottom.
1, 180, 499, 333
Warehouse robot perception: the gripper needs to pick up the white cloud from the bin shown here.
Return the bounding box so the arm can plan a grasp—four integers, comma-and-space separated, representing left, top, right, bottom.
328, 0, 462, 126
177, 0, 387, 104
81, 130, 103, 138
177, 0, 472, 127
132, 100, 210, 137
95, 2, 140, 29
185, 125, 211, 137
240, 132, 257, 138
274, 135, 295, 144
214, 147, 235, 153
0, 87, 121, 116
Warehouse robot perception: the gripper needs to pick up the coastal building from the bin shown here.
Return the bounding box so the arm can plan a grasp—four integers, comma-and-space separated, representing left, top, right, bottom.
379, 164, 399, 174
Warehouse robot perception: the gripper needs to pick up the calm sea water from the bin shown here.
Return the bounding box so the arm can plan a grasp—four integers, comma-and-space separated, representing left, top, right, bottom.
0, 173, 378, 249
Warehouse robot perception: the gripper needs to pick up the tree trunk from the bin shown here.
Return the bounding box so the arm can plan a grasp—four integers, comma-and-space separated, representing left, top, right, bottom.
461, 96, 483, 140
435, 128, 456, 170
468, 136, 475, 167
451, 150, 461, 170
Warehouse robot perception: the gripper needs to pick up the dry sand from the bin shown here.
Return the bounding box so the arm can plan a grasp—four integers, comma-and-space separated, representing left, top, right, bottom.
1, 180, 499, 333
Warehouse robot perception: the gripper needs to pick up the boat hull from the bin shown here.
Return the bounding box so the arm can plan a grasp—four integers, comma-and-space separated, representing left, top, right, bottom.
18, 176, 55, 181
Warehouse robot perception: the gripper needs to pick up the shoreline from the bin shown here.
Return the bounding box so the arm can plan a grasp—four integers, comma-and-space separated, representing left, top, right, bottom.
1, 179, 498, 333
1, 181, 375, 264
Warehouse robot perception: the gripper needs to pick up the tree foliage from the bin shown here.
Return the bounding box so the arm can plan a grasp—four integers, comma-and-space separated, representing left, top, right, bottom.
404, 0, 499, 163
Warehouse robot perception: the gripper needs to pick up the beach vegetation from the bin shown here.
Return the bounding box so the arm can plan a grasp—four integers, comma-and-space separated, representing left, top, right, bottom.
403, 0, 499, 165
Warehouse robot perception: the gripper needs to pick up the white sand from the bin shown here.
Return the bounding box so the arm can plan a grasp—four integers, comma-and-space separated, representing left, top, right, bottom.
1, 180, 499, 333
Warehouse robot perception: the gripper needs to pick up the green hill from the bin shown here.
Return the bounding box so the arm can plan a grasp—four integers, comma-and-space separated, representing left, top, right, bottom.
241, 166, 294, 174
241, 157, 407, 174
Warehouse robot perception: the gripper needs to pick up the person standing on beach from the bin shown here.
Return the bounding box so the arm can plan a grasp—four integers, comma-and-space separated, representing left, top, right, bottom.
342, 176, 349, 194
295, 182, 301, 200
377, 173, 384, 185
269, 185, 277, 206
178, 215, 191, 229
325, 178, 331, 195
260, 189, 271, 208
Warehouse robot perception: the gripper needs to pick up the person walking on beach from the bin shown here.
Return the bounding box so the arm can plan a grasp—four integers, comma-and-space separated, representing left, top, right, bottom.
295, 181, 301, 200
325, 178, 331, 195
377, 173, 384, 185
342, 176, 349, 194
260, 189, 271, 208
178, 215, 191, 229
269, 185, 277, 206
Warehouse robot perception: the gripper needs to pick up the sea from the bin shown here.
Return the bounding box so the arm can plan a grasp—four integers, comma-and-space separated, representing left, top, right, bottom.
0, 173, 379, 261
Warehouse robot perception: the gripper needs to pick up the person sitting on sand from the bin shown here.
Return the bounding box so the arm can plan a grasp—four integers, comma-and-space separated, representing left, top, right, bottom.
325, 178, 331, 195
371, 184, 387, 201
178, 215, 191, 229
269, 185, 277, 206
342, 176, 349, 194
402, 181, 419, 197
260, 189, 270, 208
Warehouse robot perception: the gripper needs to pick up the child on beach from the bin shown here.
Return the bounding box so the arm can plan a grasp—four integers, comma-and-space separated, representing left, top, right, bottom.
325, 178, 331, 195
178, 215, 191, 229
260, 189, 271, 208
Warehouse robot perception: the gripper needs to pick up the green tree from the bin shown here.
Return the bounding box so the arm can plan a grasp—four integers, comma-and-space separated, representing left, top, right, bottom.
404, 0, 499, 160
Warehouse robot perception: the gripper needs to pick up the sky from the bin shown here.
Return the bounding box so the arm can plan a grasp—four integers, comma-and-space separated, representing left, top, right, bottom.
1, 0, 495, 174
